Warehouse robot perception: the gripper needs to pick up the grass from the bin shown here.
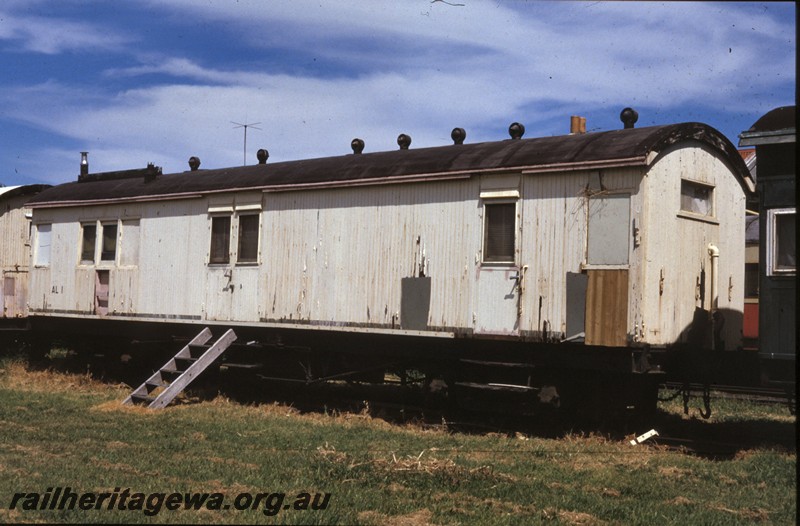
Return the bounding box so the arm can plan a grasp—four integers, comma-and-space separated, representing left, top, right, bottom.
0, 355, 795, 525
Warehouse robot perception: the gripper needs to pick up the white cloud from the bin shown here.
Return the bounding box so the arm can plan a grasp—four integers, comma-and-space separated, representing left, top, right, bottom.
0, 1, 794, 185
0, 10, 133, 54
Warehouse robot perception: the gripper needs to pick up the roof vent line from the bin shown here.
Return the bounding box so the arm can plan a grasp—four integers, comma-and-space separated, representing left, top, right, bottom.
351, 138, 365, 154
620, 107, 638, 129
257, 149, 269, 164
509, 122, 525, 140
397, 134, 411, 150
451, 127, 466, 145
188, 156, 201, 171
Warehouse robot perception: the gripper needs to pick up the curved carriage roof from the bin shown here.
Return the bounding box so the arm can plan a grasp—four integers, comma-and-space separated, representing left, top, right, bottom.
746, 106, 795, 133
738, 105, 796, 147
29, 122, 751, 207
0, 184, 51, 202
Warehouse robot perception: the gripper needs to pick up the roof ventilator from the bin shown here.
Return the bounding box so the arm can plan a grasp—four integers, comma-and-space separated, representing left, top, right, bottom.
144, 163, 161, 182
509, 122, 525, 139
257, 149, 269, 164
451, 127, 466, 145
620, 107, 638, 129
351, 138, 365, 154
188, 156, 201, 171
397, 133, 411, 150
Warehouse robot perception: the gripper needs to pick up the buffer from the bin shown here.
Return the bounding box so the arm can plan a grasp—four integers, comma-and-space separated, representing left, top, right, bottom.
123, 327, 237, 409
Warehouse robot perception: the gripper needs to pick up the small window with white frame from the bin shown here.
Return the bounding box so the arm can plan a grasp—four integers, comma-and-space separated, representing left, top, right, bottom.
680, 179, 714, 217
34, 223, 52, 267
482, 200, 517, 264
767, 208, 796, 276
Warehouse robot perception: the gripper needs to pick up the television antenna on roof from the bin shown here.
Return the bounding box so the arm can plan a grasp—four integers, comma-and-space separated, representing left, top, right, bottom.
231, 120, 262, 166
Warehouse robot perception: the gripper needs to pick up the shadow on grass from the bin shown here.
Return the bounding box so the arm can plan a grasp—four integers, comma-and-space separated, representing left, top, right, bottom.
11, 346, 796, 460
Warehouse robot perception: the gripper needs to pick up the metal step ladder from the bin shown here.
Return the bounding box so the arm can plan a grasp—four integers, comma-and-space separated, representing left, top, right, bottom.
123, 327, 237, 409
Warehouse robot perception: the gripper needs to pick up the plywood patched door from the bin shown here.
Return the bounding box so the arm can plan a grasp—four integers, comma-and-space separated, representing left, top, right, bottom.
95, 270, 110, 316
585, 269, 628, 347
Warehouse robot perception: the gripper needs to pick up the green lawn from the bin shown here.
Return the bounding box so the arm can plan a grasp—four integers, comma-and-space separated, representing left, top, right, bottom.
0, 356, 795, 525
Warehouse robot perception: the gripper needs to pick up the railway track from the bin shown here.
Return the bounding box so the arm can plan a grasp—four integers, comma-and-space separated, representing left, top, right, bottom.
661, 381, 795, 416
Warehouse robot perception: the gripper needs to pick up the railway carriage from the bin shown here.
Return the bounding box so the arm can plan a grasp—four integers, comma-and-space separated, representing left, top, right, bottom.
739, 106, 796, 388
22, 112, 752, 413
0, 185, 50, 329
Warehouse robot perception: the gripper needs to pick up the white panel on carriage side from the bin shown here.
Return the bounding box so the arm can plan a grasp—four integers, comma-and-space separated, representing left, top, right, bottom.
135, 199, 207, 318
110, 268, 138, 315
588, 194, 630, 265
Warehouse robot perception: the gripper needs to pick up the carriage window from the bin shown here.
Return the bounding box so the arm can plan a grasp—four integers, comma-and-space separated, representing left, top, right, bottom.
209, 216, 231, 264
483, 202, 516, 263
237, 214, 259, 263
81, 223, 97, 263
100, 222, 118, 262
680, 180, 714, 217
768, 208, 796, 275
35, 224, 52, 266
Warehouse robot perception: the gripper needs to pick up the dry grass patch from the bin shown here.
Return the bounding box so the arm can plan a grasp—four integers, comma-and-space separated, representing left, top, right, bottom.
541, 508, 607, 525
91, 399, 155, 414
657, 466, 695, 479
318, 443, 516, 485
0, 359, 125, 394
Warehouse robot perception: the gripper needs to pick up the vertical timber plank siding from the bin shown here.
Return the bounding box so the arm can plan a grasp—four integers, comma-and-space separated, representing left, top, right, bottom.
262, 179, 479, 329
520, 169, 642, 340
0, 194, 33, 318
585, 269, 629, 346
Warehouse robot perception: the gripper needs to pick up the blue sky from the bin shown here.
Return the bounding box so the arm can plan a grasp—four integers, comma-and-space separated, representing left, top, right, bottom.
0, 1, 795, 186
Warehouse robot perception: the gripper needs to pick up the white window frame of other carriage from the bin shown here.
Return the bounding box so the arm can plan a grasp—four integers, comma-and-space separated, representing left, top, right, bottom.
766, 207, 796, 276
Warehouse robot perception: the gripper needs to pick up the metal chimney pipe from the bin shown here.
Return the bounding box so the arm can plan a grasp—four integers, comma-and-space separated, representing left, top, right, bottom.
80, 152, 89, 176
570, 116, 587, 134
